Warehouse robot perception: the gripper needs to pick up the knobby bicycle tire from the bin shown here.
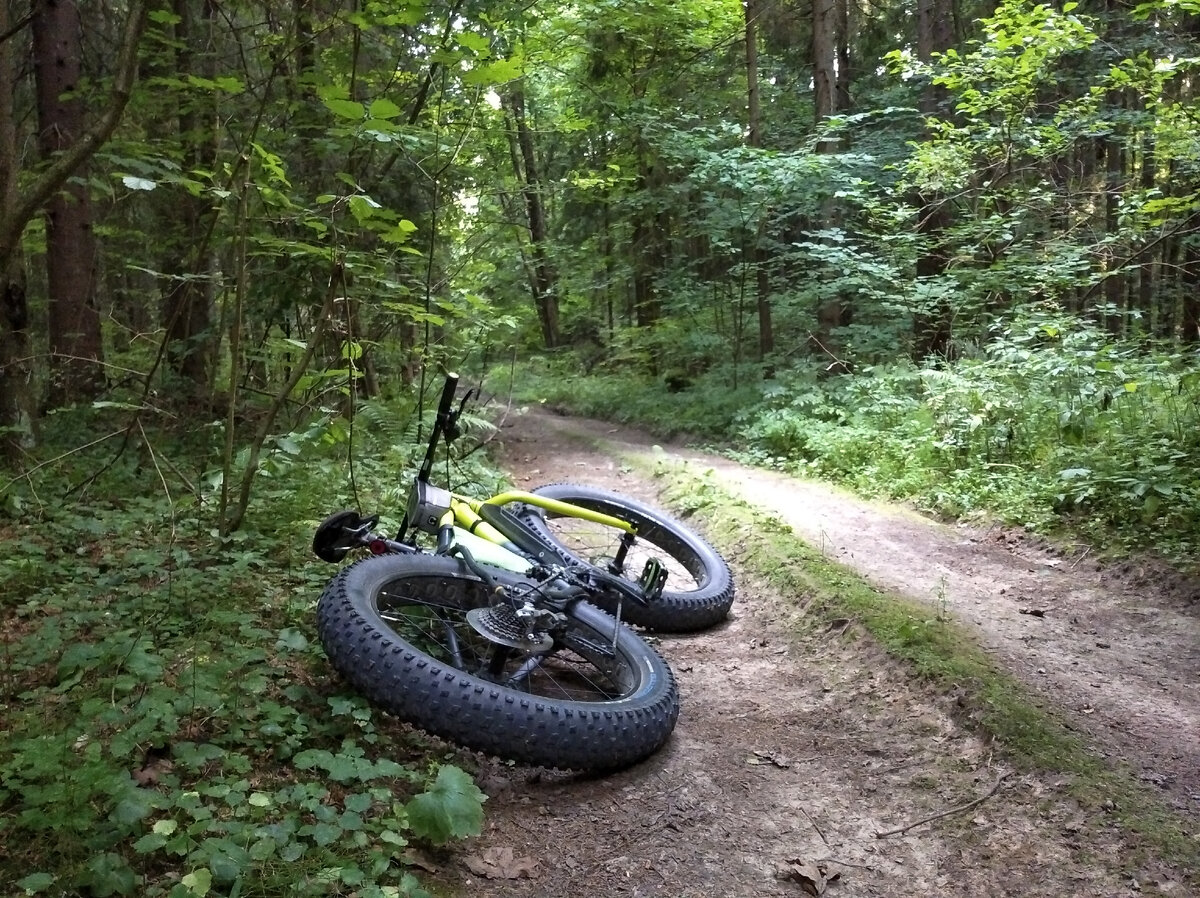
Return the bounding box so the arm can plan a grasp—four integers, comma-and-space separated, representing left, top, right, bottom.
315, 554, 679, 771
516, 483, 735, 632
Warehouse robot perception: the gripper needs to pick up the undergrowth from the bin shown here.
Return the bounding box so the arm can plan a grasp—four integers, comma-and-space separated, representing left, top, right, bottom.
512, 306, 1200, 567
0, 395, 502, 897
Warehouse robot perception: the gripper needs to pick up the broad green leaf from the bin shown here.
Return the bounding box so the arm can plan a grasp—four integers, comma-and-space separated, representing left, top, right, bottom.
348, 194, 381, 223
404, 765, 485, 845
379, 219, 418, 245
16, 873, 55, 893
134, 832, 168, 853
308, 822, 342, 846
180, 869, 212, 897
456, 32, 491, 56
122, 176, 157, 191
324, 98, 364, 120
112, 788, 159, 826
464, 58, 523, 87
369, 98, 402, 119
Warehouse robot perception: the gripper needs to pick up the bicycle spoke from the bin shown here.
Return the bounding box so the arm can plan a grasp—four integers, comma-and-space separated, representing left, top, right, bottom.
541, 519, 701, 592
374, 578, 637, 704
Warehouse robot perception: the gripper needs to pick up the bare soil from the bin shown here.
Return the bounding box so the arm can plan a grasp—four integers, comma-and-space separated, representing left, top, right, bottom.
426, 406, 1200, 898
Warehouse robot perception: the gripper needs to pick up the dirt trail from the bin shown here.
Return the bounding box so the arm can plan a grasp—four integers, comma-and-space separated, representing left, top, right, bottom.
426, 406, 1198, 898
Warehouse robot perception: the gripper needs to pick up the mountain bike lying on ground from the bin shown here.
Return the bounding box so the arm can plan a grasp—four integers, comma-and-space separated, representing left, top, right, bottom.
310, 372, 735, 772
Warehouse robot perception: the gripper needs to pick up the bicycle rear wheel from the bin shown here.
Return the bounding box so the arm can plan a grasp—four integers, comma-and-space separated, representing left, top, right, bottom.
516, 483, 735, 632
315, 554, 679, 771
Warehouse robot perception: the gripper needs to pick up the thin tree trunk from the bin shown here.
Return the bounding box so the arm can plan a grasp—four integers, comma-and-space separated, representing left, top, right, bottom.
1183, 216, 1200, 345
506, 86, 560, 348
0, 2, 34, 462
633, 139, 664, 330
813, 0, 852, 365
1137, 134, 1156, 332
162, 0, 218, 400
912, 0, 955, 360
745, 0, 773, 361
1103, 130, 1125, 334
835, 0, 852, 111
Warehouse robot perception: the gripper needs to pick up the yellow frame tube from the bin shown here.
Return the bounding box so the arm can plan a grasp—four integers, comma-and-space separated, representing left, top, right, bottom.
457, 490, 637, 535
449, 497, 510, 544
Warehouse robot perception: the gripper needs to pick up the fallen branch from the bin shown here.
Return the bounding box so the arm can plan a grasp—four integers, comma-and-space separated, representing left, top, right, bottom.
875, 771, 1010, 839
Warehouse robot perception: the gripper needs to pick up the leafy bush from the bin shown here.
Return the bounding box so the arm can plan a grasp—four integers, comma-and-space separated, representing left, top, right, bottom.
732, 306, 1200, 558
512, 305, 1200, 565
0, 397, 492, 897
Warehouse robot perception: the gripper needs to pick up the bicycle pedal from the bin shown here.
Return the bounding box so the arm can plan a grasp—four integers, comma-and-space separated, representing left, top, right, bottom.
638, 558, 668, 601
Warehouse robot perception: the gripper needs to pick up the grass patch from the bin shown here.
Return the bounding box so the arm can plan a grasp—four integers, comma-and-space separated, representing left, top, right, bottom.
642, 457, 1200, 882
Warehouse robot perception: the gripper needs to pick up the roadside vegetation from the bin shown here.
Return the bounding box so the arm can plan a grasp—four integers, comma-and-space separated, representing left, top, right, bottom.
1, 400, 500, 898
515, 305, 1200, 569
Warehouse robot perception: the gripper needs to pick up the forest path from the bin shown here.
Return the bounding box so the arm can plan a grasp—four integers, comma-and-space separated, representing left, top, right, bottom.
428, 405, 1197, 898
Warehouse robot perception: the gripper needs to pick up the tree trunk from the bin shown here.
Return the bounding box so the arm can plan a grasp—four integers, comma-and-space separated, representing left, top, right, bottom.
34, 0, 104, 405
506, 86, 560, 348
812, 0, 851, 365
633, 139, 665, 330
835, 0, 852, 111
745, 0, 773, 361
162, 0, 218, 399
1183, 216, 1200, 345
812, 0, 836, 126
0, 0, 146, 453
0, 2, 35, 462
1103, 128, 1125, 334
912, 0, 956, 360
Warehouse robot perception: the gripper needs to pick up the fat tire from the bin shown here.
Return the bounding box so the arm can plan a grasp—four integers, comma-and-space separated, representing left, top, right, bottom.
315, 553, 679, 771
517, 483, 735, 632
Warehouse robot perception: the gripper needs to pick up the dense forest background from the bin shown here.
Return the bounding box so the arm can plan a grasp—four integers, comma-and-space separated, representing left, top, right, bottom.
3, 0, 1199, 552
2, 0, 1199, 895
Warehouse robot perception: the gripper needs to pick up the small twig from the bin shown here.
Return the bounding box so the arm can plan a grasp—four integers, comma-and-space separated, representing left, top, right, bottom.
875, 771, 1010, 839
800, 805, 829, 846
815, 857, 877, 872
1070, 546, 1092, 571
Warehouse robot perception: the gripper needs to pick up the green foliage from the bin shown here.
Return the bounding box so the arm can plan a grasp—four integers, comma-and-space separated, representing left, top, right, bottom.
513, 353, 762, 438
0, 397, 494, 897
404, 765, 486, 845
734, 306, 1200, 561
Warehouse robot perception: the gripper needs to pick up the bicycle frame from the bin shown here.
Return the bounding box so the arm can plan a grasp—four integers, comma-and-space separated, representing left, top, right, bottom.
313, 370, 661, 604
400, 372, 638, 553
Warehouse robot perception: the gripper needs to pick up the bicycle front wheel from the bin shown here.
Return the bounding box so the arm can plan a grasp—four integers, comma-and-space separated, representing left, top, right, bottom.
516, 483, 735, 632
315, 554, 679, 771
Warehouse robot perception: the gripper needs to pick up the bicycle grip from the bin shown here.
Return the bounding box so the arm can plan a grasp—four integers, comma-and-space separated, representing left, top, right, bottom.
436, 371, 459, 423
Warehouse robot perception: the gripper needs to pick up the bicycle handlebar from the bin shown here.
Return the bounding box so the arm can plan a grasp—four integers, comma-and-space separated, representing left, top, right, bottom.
435, 371, 459, 427
418, 371, 459, 483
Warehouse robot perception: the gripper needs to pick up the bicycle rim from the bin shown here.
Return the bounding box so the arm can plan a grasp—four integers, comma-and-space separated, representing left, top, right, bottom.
374, 573, 641, 703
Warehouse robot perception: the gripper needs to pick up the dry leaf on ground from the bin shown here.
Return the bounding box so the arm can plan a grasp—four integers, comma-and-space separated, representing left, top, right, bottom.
464, 846, 540, 880
777, 859, 841, 896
